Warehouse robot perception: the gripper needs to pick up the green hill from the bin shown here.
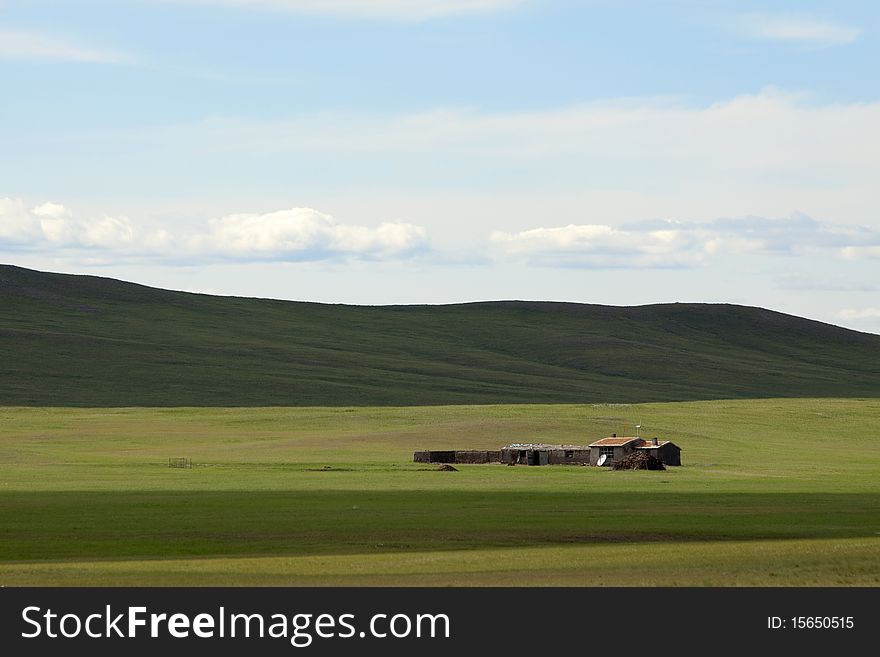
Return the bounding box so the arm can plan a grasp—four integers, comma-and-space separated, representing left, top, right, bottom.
0, 264, 877, 406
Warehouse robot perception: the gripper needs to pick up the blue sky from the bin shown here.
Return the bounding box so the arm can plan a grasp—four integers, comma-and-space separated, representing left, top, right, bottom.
1, 0, 879, 332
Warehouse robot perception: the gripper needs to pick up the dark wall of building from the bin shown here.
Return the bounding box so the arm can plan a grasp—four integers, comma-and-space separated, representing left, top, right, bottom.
657, 443, 681, 466
501, 448, 523, 464
547, 449, 591, 465
590, 444, 638, 465
453, 450, 502, 464
428, 450, 457, 463
413, 450, 501, 464
502, 448, 591, 465
502, 448, 548, 465
635, 444, 682, 466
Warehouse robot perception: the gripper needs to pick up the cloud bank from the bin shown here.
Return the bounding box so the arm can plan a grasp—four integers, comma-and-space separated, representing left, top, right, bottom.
198, 208, 428, 260
0, 198, 158, 250
6, 197, 877, 270
0, 199, 428, 262
492, 213, 880, 269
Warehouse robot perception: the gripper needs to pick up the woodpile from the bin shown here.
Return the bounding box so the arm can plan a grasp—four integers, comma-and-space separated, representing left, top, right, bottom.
612, 452, 666, 471
436, 464, 458, 471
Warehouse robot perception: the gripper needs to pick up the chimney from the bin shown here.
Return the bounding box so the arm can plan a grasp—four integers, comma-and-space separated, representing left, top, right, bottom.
652, 437, 658, 446
612, 433, 617, 438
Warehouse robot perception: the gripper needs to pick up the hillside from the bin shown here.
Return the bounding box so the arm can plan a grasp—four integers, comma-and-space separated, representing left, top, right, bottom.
0, 264, 878, 406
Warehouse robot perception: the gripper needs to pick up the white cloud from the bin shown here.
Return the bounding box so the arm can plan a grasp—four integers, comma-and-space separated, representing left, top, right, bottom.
178, 0, 524, 20
491, 223, 702, 268
0, 30, 127, 63
837, 307, 880, 321
736, 14, 861, 46
0, 198, 427, 263
698, 213, 880, 253
200, 207, 428, 260
0, 198, 42, 242
492, 213, 880, 269
0, 198, 141, 250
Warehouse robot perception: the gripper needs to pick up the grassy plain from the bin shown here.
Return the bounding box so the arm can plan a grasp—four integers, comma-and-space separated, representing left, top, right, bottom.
1, 399, 878, 585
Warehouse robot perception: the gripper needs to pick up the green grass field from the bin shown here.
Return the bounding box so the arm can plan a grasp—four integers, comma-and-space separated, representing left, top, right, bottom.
1, 399, 878, 586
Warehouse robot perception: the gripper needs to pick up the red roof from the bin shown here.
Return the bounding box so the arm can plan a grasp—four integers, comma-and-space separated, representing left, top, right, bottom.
588, 436, 642, 447
635, 441, 671, 449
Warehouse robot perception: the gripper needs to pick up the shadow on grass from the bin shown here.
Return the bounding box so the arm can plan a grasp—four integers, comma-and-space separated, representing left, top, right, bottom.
1, 490, 877, 562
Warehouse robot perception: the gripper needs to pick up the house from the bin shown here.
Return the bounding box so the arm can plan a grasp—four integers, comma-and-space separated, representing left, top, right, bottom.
587, 435, 642, 465
588, 435, 681, 466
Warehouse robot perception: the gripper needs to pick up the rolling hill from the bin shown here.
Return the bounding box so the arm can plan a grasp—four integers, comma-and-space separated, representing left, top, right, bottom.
0, 264, 878, 406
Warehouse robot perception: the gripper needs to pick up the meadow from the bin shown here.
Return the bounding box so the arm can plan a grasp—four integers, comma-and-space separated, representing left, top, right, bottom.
1, 398, 878, 586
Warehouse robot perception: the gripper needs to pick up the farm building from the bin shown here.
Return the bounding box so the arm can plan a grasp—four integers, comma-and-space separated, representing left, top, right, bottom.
588, 435, 682, 466
413, 436, 681, 467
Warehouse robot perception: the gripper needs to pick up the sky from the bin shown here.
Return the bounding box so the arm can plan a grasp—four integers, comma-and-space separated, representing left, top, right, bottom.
1, 0, 879, 333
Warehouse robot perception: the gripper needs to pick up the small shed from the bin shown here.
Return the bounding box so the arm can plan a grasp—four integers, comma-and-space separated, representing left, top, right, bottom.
634, 439, 682, 466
